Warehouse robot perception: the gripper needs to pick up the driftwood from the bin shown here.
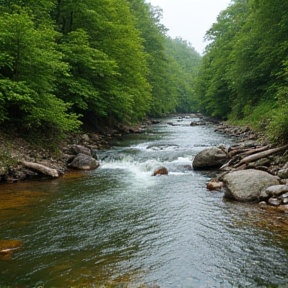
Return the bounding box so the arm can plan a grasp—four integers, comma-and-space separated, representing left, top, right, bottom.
234, 144, 288, 168
237, 145, 271, 158
22, 161, 59, 177
228, 148, 251, 157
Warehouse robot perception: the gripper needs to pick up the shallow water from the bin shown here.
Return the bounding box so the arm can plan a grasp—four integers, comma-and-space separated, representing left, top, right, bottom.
1, 116, 288, 288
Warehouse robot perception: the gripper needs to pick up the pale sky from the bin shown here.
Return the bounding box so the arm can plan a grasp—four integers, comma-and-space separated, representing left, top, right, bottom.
147, 0, 231, 55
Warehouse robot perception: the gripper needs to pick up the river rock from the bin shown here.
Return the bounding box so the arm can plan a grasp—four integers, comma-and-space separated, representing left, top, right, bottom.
278, 168, 288, 179
192, 147, 228, 170
69, 153, 99, 170
259, 201, 268, 209
268, 197, 282, 206
223, 169, 279, 202
69, 145, 91, 156
260, 185, 288, 199
153, 167, 168, 176
206, 180, 224, 191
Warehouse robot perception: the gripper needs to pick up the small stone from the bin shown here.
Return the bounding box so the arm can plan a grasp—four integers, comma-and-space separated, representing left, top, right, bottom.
282, 198, 288, 205
206, 181, 224, 191
81, 134, 90, 142
260, 185, 288, 199
259, 201, 268, 209
268, 197, 282, 207
280, 192, 288, 199
278, 168, 288, 179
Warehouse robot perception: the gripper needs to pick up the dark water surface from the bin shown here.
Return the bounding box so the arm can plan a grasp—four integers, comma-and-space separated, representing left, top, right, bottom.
1, 116, 288, 288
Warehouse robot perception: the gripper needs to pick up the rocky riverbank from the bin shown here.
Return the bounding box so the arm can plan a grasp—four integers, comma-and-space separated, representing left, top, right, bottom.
196, 122, 288, 213
0, 123, 149, 183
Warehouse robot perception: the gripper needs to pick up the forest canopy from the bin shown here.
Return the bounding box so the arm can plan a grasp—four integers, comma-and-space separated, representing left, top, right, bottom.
195, 0, 288, 143
0, 0, 201, 137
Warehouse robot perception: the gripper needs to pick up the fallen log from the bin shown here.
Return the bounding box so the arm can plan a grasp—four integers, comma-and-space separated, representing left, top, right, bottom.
237, 145, 271, 158
234, 144, 288, 168
220, 156, 241, 170
22, 161, 59, 177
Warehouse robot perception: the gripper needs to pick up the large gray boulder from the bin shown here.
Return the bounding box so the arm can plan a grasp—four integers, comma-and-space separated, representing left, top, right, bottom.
69, 153, 100, 170
192, 147, 228, 170
223, 169, 279, 202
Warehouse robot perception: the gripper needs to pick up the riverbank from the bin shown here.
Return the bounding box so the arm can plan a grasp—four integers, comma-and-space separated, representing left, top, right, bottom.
0, 123, 149, 183
1, 114, 288, 185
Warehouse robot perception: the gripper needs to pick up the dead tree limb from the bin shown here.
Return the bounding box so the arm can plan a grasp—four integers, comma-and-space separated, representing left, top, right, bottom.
234, 145, 288, 168
22, 161, 59, 177
237, 145, 271, 157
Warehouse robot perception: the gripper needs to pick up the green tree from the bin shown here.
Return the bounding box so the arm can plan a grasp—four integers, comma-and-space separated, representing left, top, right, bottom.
0, 8, 80, 133
54, 0, 151, 125
165, 37, 201, 112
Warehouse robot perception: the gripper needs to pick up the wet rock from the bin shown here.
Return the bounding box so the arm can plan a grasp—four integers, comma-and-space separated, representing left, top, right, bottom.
206, 180, 224, 191
223, 169, 279, 202
268, 197, 282, 206
69, 153, 100, 170
260, 185, 288, 199
153, 167, 168, 176
190, 121, 206, 126
90, 149, 98, 160
192, 147, 228, 170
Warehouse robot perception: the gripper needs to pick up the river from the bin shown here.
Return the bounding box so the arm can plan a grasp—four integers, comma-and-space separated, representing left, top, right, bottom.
1, 115, 288, 288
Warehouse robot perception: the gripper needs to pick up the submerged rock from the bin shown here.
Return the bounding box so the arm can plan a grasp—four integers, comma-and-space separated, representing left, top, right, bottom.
153, 167, 168, 176
0, 239, 22, 260
192, 147, 228, 170
223, 169, 279, 202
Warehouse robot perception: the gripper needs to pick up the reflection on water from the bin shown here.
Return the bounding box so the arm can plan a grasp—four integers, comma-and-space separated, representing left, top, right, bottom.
1, 116, 288, 287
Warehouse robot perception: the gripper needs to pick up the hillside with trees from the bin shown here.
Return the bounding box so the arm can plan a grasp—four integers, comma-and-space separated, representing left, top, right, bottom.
195, 0, 288, 143
0, 0, 201, 141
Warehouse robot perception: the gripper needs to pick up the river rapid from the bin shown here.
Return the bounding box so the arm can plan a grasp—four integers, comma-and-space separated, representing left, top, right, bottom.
1, 115, 288, 288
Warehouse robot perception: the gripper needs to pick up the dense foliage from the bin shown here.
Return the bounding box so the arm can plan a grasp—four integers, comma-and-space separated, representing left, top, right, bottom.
195, 0, 288, 143
0, 0, 201, 137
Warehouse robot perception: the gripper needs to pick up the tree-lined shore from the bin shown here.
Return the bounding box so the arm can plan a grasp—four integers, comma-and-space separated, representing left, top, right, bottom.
195, 0, 288, 144
1, 0, 288, 183
0, 0, 201, 139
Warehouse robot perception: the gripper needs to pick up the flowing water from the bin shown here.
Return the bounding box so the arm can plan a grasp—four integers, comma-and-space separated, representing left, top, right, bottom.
1, 115, 288, 288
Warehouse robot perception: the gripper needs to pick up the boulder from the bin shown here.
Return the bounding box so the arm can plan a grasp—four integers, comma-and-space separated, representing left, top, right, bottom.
260, 185, 288, 199
69, 153, 99, 170
153, 167, 168, 176
223, 169, 279, 202
192, 147, 228, 170
69, 145, 91, 156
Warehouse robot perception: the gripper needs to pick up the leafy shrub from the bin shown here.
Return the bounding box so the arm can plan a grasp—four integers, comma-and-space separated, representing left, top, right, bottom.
267, 104, 288, 144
